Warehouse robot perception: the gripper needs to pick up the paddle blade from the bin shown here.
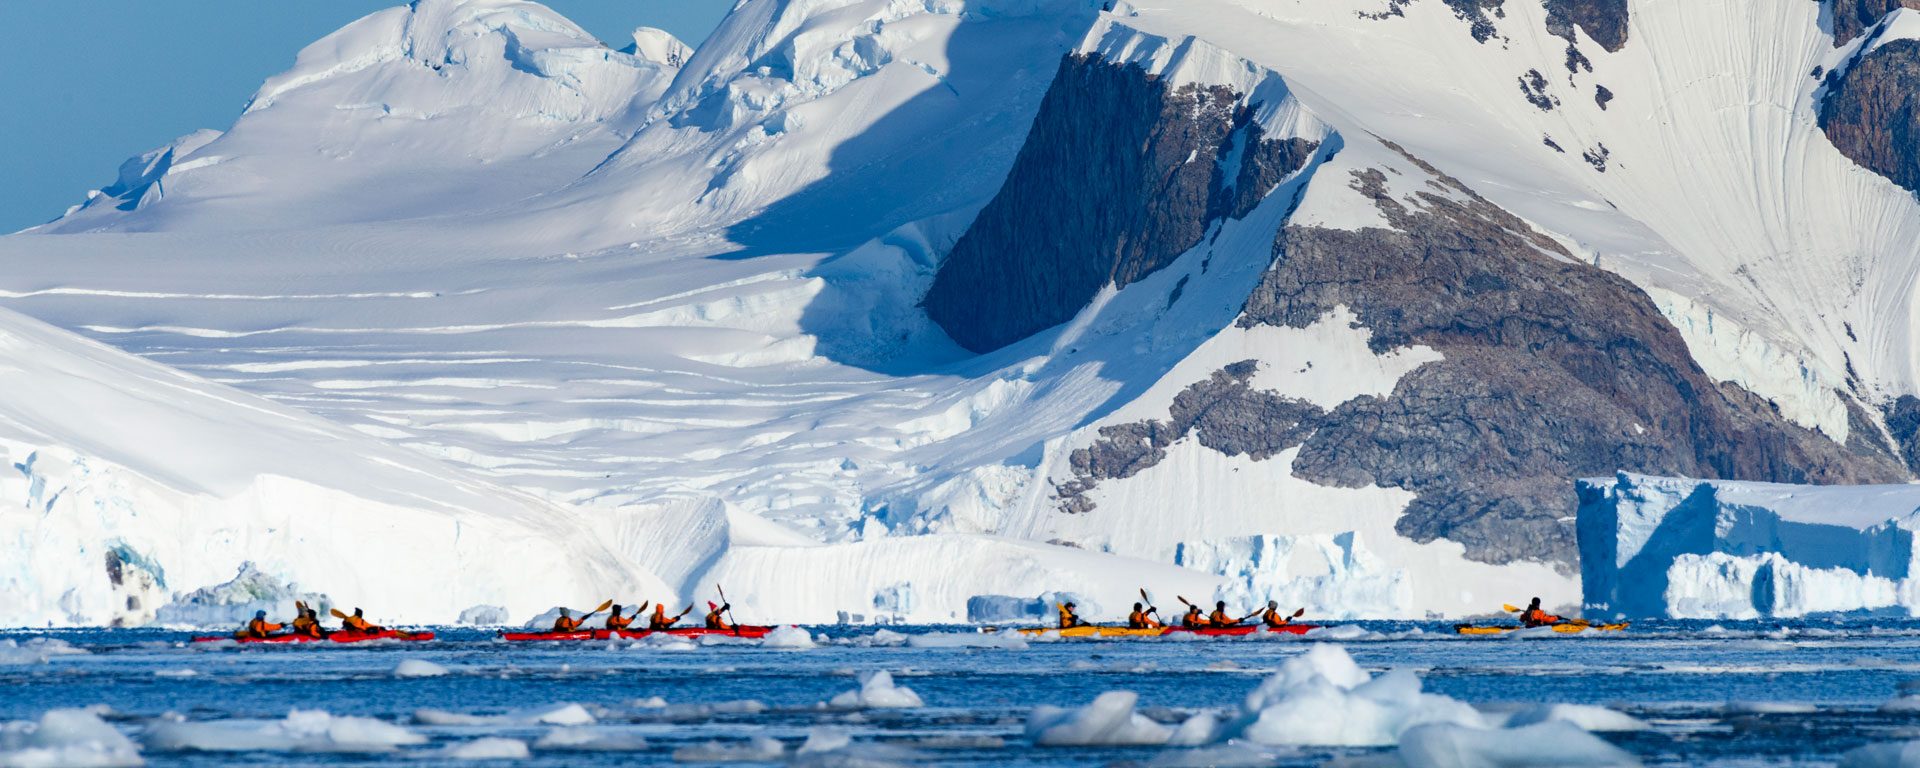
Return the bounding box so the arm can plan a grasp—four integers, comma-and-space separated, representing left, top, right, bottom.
593, 599, 614, 614
329, 608, 350, 620
1292, 608, 1306, 617
1177, 595, 1194, 607
1502, 604, 1521, 613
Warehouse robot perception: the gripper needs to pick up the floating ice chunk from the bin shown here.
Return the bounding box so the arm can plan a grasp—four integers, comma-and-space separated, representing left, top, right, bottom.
152, 669, 197, 679
0, 639, 87, 665
0, 708, 143, 768
1306, 625, 1373, 641
1233, 645, 1486, 746
1842, 741, 1920, 768
393, 659, 448, 678
413, 703, 593, 727
440, 737, 530, 760
1155, 742, 1296, 767
458, 605, 509, 625
1881, 696, 1920, 713
646, 700, 767, 722
1026, 691, 1174, 746
629, 634, 697, 651
1498, 704, 1647, 732
671, 736, 784, 762
143, 710, 424, 753
533, 727, 649, 752
906, 631, 1027, 650
829, 670, 924, 709
1725, 701, 1817, 714
846, 629, 907, 647
797, 728, 851, 754
1397, 721, 1639, 767
760, 626, 816, 649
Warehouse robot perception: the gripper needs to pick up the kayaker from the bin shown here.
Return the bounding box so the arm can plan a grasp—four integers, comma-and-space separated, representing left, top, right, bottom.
1259, 601, 1292, 627
1180, 604, 1206, 628
1057, 602, 1087, 629
1127, 602, 1161, 629
704, 601, 732, 630
1519, 597, 1561, 628
1208, 600, 1239, 627
239, 610, 283, 639
552, 608, 584, 633
341, 607, 383, 634
290, 606, 326, 638
606, 602, 647, 631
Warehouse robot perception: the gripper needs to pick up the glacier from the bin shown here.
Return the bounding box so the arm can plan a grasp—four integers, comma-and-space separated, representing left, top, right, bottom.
1577, 472, 1920, 619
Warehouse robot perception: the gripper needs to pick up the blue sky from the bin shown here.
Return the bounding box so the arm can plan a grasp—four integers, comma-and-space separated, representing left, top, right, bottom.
0, 2, 728, 233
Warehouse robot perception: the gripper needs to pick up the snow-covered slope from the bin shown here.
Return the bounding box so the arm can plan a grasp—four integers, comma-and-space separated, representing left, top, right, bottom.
4, 0, 1920, 623
0, 303, 669, 627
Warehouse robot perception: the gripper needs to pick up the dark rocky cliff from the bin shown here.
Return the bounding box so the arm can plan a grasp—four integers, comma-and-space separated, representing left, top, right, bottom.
1821, 38, 1920, 195
924, 55, 1316, 353
1831, 0, 1920, 45
1543, 0, 1629, 52
1060, 142, 1910, 569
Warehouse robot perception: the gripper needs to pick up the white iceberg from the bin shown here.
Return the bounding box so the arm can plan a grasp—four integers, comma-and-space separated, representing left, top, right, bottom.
438, 737, 529, 760
0, 709, 142, 768
829, 670, 924, 709
1026, 691, 1176, 747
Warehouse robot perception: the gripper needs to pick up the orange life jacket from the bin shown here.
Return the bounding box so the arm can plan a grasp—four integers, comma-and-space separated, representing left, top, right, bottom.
606, 614, 632, 631
705, 610, 730, 630
1182, 610, 1205, 628
1262, 609, 1290, 627
245, 618, 282, 638
1209, 609, 1234, 626
650, 607, 674, 630
1522, 608, 1560, 627
342, 616, 375, 633
553, 616, 581, 632
1057, 604, 1081, 629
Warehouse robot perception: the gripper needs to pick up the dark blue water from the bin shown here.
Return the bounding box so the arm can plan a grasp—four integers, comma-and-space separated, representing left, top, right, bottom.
4, 620, 1919, 766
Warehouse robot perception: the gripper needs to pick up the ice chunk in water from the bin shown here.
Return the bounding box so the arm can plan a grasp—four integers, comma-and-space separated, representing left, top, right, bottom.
0, 708, 142, 768
1397, 721, 1639, 767
440, 737, 530, 760
1498, 704, 1647, 732
1842, 741, 1920, 768
1026, 691, 1174, 746
0, 639, 87, 665
672, 736, 784, 762
1234, 645, 1486, 746
829, 670, 924, 709
143, 710, 424, 753
906, 631, 1027, 649
414, 703, 593, 727
533, 727, 650, 752
760, 625, 816, 649
393, 659, 448, 678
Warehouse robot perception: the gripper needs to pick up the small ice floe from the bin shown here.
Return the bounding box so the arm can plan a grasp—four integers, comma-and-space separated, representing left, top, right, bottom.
1492, 703, 1648, 732
759, 626, 817, 649
906, 631, 1027, 650
1304, 625, 1374, 641
643, 700, 768, 722
841, 629, 908, 647
790, 727, 922, 766
1725, 701, 1818, 715
152, 668, 198, 679
393, 659, 449, 678
414, 703, 594, 727
1399, 721, 1638, 767
0, 708, 143, 767
828, 670, 924, 709
533, 727, 650, 752
439, 737, 530, 760
1026, 691, 1199, 746
629, 634, 697, 652
672, 736, 784, 762
1881, 696, 1920, 713
1842, 740, 1920, 768
143, 709, 424, 753
0, 638, 87, 665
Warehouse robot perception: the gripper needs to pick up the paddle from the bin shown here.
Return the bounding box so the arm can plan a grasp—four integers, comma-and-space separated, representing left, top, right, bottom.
1138, 588, 1161, 627
331, 607, 413, 639
717, 584, 740, 635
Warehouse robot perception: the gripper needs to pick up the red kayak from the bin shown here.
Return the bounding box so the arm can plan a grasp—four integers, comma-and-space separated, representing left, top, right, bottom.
191, 630, 434, 644
1166, 624, 1322, 636
501, 626, 775, 641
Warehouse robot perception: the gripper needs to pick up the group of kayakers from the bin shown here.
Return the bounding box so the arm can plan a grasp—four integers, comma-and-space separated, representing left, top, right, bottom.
1059, 595, 1305, 631
547, 599, 734, 633
237, 601, 383, 639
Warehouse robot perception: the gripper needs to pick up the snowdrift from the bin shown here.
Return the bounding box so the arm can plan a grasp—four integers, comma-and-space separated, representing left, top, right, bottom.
1578, 472, 1920, 618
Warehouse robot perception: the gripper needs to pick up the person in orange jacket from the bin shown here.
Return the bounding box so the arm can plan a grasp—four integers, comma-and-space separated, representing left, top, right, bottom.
1180, 604, 1206, 628
238, 610, 283, 639
341, 607, 383, 634
1519, 597, 1562, 628
1127, 602, 1161, 629
1208, 600, 1240, 627
606, 603, 648, 631
289, 606, 326, 638
1259, 601, 1295, 628
552, 608, 584, 633
1056, 602, 1086, 629
704, 601, 732, 630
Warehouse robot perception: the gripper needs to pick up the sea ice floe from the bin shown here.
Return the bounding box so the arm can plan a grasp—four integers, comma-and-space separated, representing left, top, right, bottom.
905, 631, 1027, 650
0, 638, 87, 665
393, 659, 449, 678
1494, 704, 1647, 732
1842, 740, 1920, 768
142, 710, 424, 753
1026, 691, 1180, 746
0, 708, 143, 768
1397, 721, 1639, 767
829, 670, 924, 709
413, 703, 594, 727
439, 737, 530, 760
533, 727, 650, 752
671, 736, 784, 762
760, 625, 817, 649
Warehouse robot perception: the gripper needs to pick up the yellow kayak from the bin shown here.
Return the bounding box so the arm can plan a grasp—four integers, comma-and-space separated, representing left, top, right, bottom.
1012, 626, 1168, 637
1454, 622, 1630, 635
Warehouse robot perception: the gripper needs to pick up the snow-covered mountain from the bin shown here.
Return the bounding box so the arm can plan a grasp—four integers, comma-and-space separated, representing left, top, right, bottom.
5, 0, 1920, 624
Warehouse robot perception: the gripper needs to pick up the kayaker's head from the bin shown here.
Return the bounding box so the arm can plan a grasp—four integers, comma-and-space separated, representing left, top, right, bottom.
1268, 600, 1278, 610
353, 608, 363, 617
560, 608, 571, 618
254, 610, 266, 620
1064, 602, 1075, 609
654, 604, 666, 615
1215, 601, 1226, 610
611, 604, 623, 615
1133, 602, 1143, 611
1529, 597, 1542, 609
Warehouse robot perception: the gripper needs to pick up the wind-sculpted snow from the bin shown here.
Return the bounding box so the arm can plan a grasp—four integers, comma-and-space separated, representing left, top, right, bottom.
1577, 472, 1920, 618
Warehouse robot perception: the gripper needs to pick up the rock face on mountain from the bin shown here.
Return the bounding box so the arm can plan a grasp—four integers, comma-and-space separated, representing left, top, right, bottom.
1061, 143, 1910, 568
1822, 39, 1920, 195
1543, 0, 1629, 52
1831, 0, 1920, 45
924, 55, 1316, 353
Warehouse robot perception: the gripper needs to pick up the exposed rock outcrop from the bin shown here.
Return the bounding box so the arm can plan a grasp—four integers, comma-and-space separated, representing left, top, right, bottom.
1821, 39, 1920, 195
1443, 0, 1506, 42
924, 56, 1316, 353
1830, 0, 1920, 46
1886, 395, 1920, 472
1543, 0, 1629, 52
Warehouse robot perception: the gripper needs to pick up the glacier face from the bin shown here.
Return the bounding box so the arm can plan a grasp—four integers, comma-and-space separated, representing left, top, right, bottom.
3, 0, 1920, 624
1577, 473, 1920, 619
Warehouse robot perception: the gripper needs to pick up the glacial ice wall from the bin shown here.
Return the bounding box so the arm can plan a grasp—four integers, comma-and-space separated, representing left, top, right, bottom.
1576, 472, 1920, 618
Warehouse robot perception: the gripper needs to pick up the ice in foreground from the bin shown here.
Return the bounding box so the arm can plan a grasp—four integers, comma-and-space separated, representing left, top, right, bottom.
0, 709, 143, 768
